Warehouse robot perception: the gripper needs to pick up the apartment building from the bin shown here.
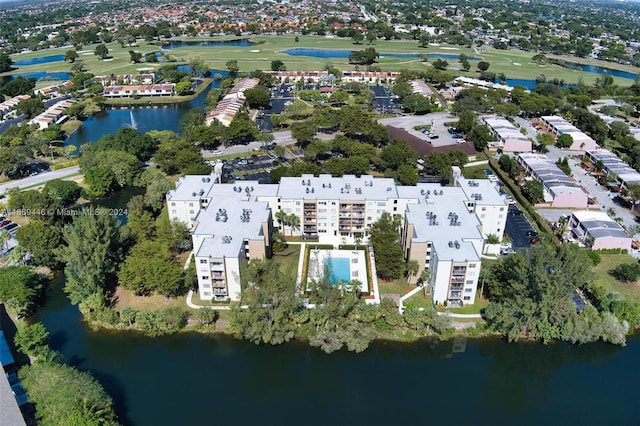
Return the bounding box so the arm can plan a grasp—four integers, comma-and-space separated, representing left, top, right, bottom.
0, 95, 30, 119
167, 171, 506, 304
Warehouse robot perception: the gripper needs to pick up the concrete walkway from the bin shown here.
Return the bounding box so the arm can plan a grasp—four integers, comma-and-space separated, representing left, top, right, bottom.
398, 285, 424, 313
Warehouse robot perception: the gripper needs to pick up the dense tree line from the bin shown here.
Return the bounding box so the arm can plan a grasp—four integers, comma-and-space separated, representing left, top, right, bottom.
485, 243, 628, 345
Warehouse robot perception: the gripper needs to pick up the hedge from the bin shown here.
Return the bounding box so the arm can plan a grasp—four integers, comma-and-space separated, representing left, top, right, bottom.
52, 159, 79, 170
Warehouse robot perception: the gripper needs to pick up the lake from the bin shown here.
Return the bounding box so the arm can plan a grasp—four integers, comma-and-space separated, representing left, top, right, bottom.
11, 54, 64, 66
37, 280, 640, 426
64, 70, 228, 148
162, 39, 254, 49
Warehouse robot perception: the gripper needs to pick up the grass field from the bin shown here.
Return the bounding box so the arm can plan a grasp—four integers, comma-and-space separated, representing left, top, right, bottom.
4, 35, 639, 86
592, 253, 640, 299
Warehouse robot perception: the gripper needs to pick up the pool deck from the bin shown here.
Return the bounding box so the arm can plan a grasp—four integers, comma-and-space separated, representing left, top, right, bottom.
293, 243, 379, 304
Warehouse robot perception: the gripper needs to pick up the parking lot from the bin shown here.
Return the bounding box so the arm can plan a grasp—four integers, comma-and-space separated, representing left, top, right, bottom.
370, 85, 402, 114
505, 205, 536, 249
379, 112, 464, 148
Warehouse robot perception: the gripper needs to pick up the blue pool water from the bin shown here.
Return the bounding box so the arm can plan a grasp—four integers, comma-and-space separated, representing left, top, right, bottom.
325, 257, 350, 284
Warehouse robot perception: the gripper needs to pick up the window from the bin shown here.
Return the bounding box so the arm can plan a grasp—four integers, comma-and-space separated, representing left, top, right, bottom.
465, 288, 473, 293
469, 263, 477, 268
199, 259, 207, 264
466, 280, 474, 284
481, 207, 486, 211
499, 207, 505, 211
203, 292, 211, 296
189, 203, 194, 207
201, 276, 209, 280
172, 210, 176, 214
463, 296, 471, 301
171, 202, 176, 206
189, 210, 194, 215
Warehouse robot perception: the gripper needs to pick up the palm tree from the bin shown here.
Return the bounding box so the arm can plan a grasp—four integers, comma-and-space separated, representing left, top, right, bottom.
406, 260, 419, 285
0, 230, 10, 254
275, 210, 287, 233
287, 213, 300, 237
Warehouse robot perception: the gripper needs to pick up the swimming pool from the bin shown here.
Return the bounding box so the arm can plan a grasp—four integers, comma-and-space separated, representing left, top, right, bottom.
324, 257, 350, 284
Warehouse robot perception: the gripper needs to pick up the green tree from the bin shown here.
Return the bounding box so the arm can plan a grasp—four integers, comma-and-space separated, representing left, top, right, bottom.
556, 133, 574, 148
0, 266, 45, 317
59, 214, 122, 305
406, 259, 420, 285
402, 94, 432, 114
64, 50, 79, 63
485, 243, 593, 343
467, 125, 494, 151
15, 221, 64, 268
118, 240, 186, 297
20, 362, 118, 426
94, 43, 109, 59
457, 110, 477, 134
0, 52, 13, 73
352, 31, 364, 44
381, 138, 418, 170
432, 58, 449, 70
230, 260, 303, 345
391, 81, 413, 99
128, 50, 142, 63
522, 179, 545, 204
537, 132, 555, 146
460, 58, 471, 71
15, 97, 44, 117
270, 60, 286, 71
14, 322, 49, 358
368, 213, 405, 280
244, 86, 271, 109
290, 121, 316, 147
174, 81, 192, 96
477, 61, 490, 72
225, 59, 239, 74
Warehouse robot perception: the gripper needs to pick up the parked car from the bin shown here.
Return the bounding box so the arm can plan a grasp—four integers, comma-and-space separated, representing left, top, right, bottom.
525, 230, 538, 237
3, 223, 18, 232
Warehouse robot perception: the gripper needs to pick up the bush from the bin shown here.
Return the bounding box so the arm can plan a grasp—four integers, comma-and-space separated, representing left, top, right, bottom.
52, 159, 79, 170
609, 262, 640, 282
585, 249, 602, 266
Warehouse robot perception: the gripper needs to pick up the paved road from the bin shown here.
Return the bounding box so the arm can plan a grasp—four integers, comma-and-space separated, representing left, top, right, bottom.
0, 166, 81, 196
201, 130, 335, 158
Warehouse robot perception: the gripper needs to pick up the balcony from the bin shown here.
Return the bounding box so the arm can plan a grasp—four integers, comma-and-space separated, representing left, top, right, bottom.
213, 288, 228, 296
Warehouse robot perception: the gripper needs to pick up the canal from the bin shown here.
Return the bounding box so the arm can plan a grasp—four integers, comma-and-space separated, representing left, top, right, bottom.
37, 280, 640, 426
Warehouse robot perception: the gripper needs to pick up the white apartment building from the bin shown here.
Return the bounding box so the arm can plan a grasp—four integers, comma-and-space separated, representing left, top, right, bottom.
167, 170, 507, 305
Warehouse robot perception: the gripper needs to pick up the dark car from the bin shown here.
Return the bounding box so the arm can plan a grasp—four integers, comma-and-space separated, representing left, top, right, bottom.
525, 230, 538, 237
0, 220, 10, 228
4, 223, 18, 232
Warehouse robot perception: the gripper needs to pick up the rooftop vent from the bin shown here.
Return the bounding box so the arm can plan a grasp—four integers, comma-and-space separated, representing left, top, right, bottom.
454, 241, 460, 249
221, 235, 232, 244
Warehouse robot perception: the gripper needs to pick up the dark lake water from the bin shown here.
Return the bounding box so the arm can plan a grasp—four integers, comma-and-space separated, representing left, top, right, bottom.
11, 54, 64, 66
162, 39, 254, 49
37, 280, 640, 426
64, 70, 227, 148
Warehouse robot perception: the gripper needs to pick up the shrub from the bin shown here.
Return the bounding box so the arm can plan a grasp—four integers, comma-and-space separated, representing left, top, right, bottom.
609, 262, 640, 282
585, 249, 602, 266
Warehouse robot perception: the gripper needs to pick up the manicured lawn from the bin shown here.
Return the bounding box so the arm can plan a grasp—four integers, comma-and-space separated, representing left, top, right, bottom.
5, 36, 638, 86
271, 244, 302, 275
461, 164, 490, 180
404, 291, 433, 309
379, 277, 412, 295
592, 253, 640, 299
438, 297, 489, 314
